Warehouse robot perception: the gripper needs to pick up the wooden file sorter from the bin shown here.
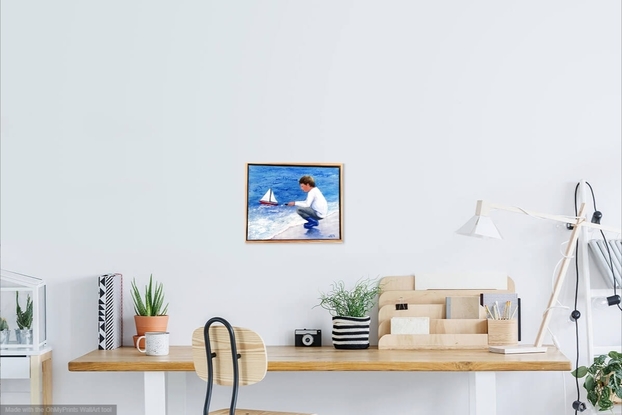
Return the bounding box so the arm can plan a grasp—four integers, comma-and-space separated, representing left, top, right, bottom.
377, 273, 515, 350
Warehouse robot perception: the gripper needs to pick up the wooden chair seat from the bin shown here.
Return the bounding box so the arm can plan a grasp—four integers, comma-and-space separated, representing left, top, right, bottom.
192, 317, 316, 415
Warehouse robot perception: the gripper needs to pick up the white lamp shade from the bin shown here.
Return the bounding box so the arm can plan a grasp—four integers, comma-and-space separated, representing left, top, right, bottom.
456, 215, 503, 239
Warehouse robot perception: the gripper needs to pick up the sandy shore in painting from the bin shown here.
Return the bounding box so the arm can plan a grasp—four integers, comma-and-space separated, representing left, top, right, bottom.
271, 211, 341, 240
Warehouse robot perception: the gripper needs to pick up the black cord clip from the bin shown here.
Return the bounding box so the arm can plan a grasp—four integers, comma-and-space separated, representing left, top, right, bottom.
572, 400, 587, 412
570, 310, 581, 322
606, 295, 621, 306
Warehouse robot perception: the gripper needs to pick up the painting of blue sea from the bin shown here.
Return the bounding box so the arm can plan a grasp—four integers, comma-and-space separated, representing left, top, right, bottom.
246, 163, 343, 242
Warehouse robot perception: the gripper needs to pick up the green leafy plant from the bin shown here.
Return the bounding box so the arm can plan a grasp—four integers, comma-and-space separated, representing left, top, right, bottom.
16, 292, 33, 330
0, 317, 9, 331
572, 351, 622, 411
130, 274, 169, 316
315, 277, 382, 317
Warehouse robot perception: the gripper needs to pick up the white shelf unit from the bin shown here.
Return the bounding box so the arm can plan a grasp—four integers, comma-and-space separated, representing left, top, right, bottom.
582, 240, 622, 362
576, 181, 622, 363
1, 270, 47, 352
1, 270, 51, 405
577, 180, 621, 413
0, 346, 53, 405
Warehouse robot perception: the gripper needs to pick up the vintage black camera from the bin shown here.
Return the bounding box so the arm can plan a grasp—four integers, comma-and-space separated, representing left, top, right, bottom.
294, 329, 322, 347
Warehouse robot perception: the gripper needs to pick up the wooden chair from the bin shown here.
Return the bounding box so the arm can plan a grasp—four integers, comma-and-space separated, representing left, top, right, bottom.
192, 317, 317, 415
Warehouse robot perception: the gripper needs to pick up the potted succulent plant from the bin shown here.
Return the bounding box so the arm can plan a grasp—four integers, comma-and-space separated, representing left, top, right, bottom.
15, 292, 33, 344
130, 274, 169, 348
0, 316, 9, 345
316, 277, 382, 349
572, 351, 622, 411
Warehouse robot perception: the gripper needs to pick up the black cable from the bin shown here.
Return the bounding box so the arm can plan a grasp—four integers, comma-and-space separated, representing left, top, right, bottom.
572, 183, 583, 414
582, 181, 598, 212
573, 238, 581, 415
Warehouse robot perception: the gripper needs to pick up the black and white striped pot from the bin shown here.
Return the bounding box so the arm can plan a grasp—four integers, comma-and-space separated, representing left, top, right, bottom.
331, 316, 371, 349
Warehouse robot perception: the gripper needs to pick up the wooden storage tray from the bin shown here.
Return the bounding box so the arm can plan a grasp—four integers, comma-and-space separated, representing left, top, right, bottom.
379, 318, 487, 339
379, 334, 489, 350
377, 274, 515, 350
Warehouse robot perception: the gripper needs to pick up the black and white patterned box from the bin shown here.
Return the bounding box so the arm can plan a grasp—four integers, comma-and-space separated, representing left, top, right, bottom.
98, 273, 123, 350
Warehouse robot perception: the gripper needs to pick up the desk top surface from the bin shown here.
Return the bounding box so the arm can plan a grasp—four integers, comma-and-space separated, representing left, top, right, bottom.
68, 345, 571, 372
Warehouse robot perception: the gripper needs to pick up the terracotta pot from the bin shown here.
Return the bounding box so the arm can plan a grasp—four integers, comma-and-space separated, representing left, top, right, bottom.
134, 315, 169, 348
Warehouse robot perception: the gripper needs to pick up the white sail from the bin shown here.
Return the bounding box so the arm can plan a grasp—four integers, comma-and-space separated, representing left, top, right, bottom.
260, 188, 278, 204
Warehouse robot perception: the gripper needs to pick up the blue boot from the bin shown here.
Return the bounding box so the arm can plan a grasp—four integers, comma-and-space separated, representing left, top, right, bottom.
304, 218, 319, 229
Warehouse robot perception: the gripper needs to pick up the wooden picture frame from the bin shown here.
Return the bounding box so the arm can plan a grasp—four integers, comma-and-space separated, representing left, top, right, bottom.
246, 163, 343, 243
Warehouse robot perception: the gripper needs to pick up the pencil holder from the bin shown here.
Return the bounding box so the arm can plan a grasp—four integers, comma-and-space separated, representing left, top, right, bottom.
487, 319, 518, 346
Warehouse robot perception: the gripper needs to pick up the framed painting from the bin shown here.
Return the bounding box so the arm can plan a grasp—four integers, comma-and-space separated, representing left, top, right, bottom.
246, 163, 343, 242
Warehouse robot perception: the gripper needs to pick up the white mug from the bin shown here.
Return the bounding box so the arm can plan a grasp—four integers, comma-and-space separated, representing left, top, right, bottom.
136, 331, 169, 356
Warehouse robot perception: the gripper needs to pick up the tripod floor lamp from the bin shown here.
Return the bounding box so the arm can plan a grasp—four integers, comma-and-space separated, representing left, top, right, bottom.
457, 200, 621, 354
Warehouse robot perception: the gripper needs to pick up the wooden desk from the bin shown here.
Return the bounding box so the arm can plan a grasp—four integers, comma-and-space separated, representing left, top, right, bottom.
69, 346, 570, 415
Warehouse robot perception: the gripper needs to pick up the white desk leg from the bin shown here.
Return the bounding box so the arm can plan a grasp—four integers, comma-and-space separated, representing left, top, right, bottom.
167, 372, 186, 415
144, 372, 166, 415
469, 372, 496, 415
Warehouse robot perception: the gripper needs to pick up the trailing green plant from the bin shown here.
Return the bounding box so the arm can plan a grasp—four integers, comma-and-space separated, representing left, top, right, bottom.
130, 274, 169, 316
571, 351, 622, 411
16, 292, 33, 330
0, 317, 9, 331
315, 277, 382, 317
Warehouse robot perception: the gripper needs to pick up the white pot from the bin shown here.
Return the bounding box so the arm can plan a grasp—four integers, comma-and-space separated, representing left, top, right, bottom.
15, 329, 33, 344
0, 329, 10, 345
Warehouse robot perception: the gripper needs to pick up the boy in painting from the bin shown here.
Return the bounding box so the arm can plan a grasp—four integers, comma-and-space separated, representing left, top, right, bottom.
287, 175, 328, 229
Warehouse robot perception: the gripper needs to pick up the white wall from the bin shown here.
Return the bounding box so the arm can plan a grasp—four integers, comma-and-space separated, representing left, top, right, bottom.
1, 1, 620, 414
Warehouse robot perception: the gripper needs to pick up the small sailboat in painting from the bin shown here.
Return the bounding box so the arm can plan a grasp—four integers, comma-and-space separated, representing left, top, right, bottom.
259, 188, 279, 206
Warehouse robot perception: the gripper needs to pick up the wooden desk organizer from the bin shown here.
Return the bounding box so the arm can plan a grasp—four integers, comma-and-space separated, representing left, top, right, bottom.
378, 274, 515, 350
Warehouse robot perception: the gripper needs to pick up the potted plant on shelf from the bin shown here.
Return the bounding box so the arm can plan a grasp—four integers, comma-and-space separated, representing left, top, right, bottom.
316, 277, 382, 349
130, 274, 169, 348
0, 317, 9, 345
571, 351, 622, 411
15, 292, 33, 344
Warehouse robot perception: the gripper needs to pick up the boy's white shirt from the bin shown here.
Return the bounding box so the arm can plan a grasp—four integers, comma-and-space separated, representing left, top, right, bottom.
295, 187, 328, 218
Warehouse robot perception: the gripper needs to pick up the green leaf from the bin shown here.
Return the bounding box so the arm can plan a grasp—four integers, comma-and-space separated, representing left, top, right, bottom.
586, 389, 599, 406
584, 375, 595, 391
579, 352, 622, 411
598, 388, 613, 412
608, 351, 622, 360
130, 275, 168, 316
131, 279, 147, 315
15, 292, 33, 330
315, 277, 383, 317
572, 366, 588, 378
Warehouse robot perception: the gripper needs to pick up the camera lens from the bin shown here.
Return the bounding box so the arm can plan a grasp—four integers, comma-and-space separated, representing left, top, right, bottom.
302, 334, 314, 346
